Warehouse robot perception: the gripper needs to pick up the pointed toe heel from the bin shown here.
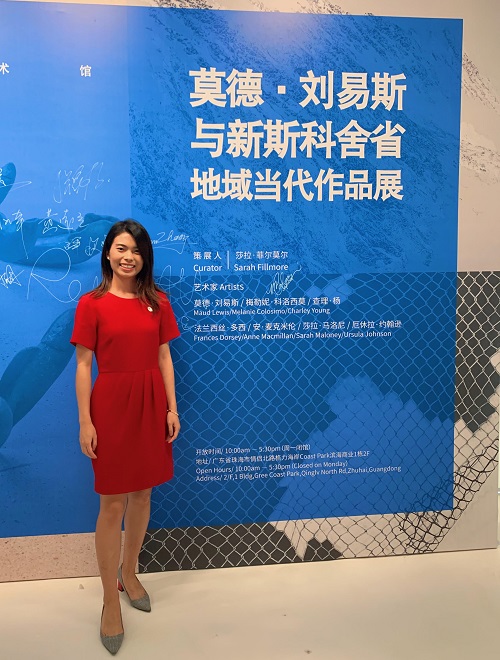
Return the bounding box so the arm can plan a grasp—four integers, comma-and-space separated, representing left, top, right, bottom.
100, 630, 124, 656
118, 565, 151, 612
100, 606, 124, 655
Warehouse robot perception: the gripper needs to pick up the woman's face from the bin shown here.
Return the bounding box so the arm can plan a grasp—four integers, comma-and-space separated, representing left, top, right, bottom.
107, 231, 144, 280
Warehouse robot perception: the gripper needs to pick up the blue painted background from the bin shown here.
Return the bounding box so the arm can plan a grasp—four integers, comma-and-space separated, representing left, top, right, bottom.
0, 3, 461, 536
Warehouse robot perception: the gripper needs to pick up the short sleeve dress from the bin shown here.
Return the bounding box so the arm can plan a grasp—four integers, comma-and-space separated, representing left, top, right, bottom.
70, 291, 180, 495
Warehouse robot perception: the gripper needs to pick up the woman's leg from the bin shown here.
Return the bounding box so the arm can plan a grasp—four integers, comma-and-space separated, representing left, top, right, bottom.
120, 488, 152, 599
96, 493, 127, 635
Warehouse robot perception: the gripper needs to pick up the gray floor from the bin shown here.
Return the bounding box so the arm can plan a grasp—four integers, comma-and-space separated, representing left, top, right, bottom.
2, 545, 500, 660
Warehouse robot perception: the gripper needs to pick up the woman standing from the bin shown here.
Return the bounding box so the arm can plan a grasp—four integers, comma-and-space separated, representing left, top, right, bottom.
70, 219, 180, 655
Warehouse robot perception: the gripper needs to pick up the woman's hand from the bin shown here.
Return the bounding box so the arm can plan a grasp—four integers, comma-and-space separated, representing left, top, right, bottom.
166, 411, 180, 443
79, 421, 97, 459
75, 345, 96, 459
159, 342, 180, 444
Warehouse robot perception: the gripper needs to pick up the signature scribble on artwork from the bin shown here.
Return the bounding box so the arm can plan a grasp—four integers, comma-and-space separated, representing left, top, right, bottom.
267, 266, 302, 295
0, 264, 23, 289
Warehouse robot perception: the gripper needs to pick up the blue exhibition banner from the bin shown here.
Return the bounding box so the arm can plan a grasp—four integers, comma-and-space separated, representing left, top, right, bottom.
0, 3, 461, 536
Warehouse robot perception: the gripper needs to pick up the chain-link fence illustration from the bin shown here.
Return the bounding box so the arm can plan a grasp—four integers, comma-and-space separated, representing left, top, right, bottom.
139, 271, 499, 571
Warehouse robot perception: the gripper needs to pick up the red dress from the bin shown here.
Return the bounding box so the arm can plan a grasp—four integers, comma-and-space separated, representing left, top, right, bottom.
70, 291, 180, 495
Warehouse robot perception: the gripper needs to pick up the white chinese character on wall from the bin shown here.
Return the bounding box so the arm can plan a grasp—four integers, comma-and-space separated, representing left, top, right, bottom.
221, 169, 253, 201
299, 70, 334, 109
370, 121, 406, 158
314, 169, 344, 201
189, 67, 226, 107
335, 120, 371, 158
345, 170, 372, 200
337, 73, 369, 110
254, 170, 281, 201
191, 168, 222, 200
371, 72, 407, 111
226, 68, 264, 107
374, 170, 403, 200
191, 118, 225, 157
227, 120, 264, 158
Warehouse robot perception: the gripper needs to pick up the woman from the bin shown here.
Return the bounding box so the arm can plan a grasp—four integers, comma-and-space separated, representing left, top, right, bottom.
70, 219, 180, 655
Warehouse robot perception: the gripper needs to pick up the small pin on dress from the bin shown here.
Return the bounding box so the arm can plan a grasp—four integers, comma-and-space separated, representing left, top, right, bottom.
147, 306, 153, 312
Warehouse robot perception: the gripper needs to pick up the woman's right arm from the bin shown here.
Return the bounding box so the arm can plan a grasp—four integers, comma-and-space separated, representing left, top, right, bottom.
75, 344, 97, 459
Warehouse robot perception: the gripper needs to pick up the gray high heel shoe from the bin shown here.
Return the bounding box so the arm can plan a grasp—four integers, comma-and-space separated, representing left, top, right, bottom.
100, 605, 124, 655
117, 565, 151, 612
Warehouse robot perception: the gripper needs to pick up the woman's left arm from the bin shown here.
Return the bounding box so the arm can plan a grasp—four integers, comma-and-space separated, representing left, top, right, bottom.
159, 342, 180, 443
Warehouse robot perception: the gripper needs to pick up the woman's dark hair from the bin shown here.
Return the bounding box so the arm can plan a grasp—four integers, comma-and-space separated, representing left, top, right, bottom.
93, 219, 162, 311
